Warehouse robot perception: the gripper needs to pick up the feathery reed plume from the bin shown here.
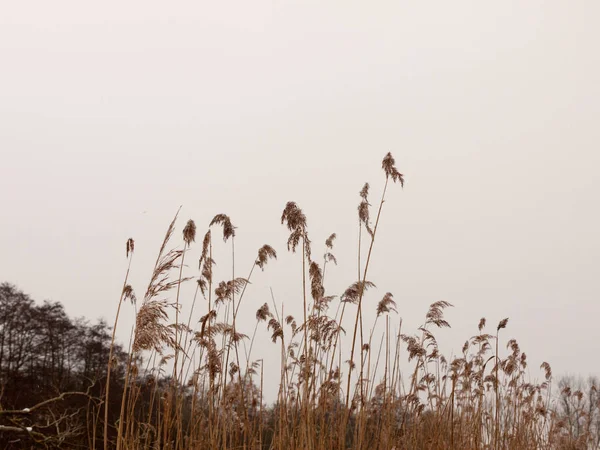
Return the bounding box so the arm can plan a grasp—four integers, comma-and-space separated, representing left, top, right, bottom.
197, 277, 207, 297
358, 183, 373, 237
401, 334, 426, 361
314, 295, 336, 313
497, 318, 509, 331
281, 201, 311, 259
256, 303, 271, 322
133, 300, 175, 353
541, 361, 552, 382
325, 233, 336, 249
382, 152, 405, 187
323, 233, 338, 273
267, 318, 284, 343
478, 317, 486, 331
324, 252, 337, 265
126, 238, 135, 258
210, 214, 236, 242
197, 231, 214, 301
201, 257, 215, 286
133, 210, 186, 355
123, 285, 137, 305
256, 245, 277, 270
206, 339, 222, 382
425, 301, 453, 328
376, 292, 397, 316
281, 201, 307, 232
157, 209, 179, 258
200, 230, 211, 268
359, 182, 369, 201
183, 219, 196, 245
142, 250, 188, 302
197, 310, 218, 338
214, 278, 249, 305
309, 261, 324, 301
341, 280, 376, 304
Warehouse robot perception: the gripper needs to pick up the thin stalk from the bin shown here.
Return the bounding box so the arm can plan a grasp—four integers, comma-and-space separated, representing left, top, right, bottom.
104, 249, 133, 450
346, 177, 389, 408
171, 241, 189, 450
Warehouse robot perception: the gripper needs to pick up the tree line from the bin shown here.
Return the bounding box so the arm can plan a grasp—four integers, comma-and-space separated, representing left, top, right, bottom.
0, 282, 130, 448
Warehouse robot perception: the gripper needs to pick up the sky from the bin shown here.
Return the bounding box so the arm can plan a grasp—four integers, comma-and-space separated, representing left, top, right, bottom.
1, 1, 599, 400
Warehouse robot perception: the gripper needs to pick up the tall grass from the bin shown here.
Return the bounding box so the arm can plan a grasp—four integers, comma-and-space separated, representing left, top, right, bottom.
103, 153, 573, 450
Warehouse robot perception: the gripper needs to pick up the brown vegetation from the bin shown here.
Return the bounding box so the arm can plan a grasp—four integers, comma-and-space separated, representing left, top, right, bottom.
1, 153, 597, 449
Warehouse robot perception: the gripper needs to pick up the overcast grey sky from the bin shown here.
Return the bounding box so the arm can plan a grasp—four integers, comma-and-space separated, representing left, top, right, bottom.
1, 1, 599, 399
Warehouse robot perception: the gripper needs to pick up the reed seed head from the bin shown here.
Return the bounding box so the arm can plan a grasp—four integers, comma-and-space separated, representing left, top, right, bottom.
358, 184, 374, 237
281, 201, 306, 231
309, 261, 324, 301
376, 292, 397, 316
210, 214, 236, 242
256, 244, 277, 270
126, 238, 135, 258
359, 183, 370, 201
123, 284, 137, 305
478, 317, 486, 332
497, 318, 509, 331
183, 219, 196, 245
382, 152, 405, 187
325, 233, 337, 249
341, 280, 376, 304
256, 303, 271, 322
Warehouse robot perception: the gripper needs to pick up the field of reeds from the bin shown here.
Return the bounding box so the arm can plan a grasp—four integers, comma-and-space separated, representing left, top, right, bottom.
6, 153, 596, 449
94, 152, 598, 450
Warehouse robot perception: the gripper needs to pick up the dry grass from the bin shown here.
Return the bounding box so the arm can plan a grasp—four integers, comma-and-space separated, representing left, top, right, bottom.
102, 153, 587, 450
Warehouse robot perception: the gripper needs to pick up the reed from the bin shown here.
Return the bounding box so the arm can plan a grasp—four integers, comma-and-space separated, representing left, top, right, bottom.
102, 153, 575, 450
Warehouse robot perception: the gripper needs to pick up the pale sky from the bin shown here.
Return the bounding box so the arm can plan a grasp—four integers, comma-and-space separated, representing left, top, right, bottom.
1, 1, 599, 400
